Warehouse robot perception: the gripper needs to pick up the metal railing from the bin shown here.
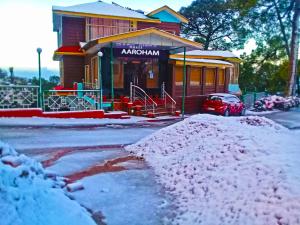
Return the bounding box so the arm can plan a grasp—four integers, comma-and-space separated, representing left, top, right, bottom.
0, 85, 39, 109
241, 92, 266, 109
43, 89, 103, 111
130, 82, 157, 114
161, 82, 176, 113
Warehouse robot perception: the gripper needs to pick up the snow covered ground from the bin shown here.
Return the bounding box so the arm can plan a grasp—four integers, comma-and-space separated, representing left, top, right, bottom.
0, 115, 180, 127
126, 114, 300, 225
0, 141, 96, 225
0, 126, 159, 150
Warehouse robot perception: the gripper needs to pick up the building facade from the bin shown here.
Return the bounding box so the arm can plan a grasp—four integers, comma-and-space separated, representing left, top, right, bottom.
52, 1, 240, 114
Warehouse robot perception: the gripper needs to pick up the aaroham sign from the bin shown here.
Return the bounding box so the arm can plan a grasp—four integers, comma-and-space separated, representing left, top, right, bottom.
113, 47, 169, 59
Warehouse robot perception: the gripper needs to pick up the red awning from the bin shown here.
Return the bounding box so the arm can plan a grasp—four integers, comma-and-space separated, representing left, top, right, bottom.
55, 46, 83, 54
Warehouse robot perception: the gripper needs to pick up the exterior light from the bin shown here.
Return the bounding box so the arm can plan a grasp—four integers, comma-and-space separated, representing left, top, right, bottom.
37, 47, 43, 108
37, 48, 42, 54
97, 51, 103, 57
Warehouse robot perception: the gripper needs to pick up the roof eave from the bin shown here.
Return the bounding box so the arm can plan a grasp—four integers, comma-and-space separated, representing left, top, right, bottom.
52, 10, 161, 23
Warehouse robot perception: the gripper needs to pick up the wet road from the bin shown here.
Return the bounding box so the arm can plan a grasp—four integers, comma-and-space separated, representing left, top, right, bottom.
265, 108, 300, 129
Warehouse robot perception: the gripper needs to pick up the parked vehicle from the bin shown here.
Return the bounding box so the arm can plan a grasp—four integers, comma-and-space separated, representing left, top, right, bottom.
202, 93, 246, 116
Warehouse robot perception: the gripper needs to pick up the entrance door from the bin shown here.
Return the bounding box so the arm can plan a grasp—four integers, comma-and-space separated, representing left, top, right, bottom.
124, 61, 146, 93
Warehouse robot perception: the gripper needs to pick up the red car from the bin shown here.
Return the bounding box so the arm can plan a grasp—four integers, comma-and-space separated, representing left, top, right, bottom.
202, 93, 246, 116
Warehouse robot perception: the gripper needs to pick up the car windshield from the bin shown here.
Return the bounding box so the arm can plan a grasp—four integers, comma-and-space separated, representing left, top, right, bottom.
208, 95, 224, 101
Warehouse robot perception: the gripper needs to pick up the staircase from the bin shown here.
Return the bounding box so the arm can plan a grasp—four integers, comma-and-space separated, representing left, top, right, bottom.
130, 82, 177, 117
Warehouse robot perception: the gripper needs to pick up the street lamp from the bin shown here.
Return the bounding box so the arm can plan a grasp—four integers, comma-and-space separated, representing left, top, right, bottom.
97, 51, 103, 109
37, 48, 42, 108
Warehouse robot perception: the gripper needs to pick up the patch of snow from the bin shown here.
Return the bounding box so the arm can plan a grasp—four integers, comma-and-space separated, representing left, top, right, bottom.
0, 140, 96, 225
0, 116, 146, 127
48, 150, 127, 176
126, 114, 300, 225
71, 169, 172, 225
0, 126, 159, 151
246, 109, 280, 116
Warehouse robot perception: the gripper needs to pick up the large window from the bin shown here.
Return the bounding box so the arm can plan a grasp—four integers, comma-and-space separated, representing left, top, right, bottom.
175, 66, 183, 86
146, 60, 159, 88
84, 65, 90, 83
113, 60, 124, 88
218, 69, 225, 85
205, 68, 215, 86
91, 56, 98, 85
190, 67, 202, 86
86, 18, 136, 41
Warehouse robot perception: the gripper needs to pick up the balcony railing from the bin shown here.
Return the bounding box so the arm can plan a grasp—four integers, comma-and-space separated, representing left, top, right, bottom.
86, 24, 137, 41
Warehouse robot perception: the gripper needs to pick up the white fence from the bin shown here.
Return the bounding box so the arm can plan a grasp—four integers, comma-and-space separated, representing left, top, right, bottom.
0, 85, 39, 109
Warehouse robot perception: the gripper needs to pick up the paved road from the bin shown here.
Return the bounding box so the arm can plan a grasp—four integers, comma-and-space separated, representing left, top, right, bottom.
264, 107, 300, 129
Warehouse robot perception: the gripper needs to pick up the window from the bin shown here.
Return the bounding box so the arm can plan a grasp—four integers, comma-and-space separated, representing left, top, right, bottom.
175, 66, 183, 86
218, 69, 225, 85
86, 18, 134, 41
91, 56, 98, 85
84, 65, 90, 83
113, 60, 124, 88
205, 68, 215, 86
146, 60, 159, 88
190, 67, 202, 86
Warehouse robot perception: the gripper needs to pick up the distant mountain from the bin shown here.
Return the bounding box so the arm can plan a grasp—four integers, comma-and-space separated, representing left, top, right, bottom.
12, 68, 59, 80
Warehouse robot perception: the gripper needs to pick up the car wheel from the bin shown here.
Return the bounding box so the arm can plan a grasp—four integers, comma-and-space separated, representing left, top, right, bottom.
224, 109, 229, 117
240, 108, 246, 116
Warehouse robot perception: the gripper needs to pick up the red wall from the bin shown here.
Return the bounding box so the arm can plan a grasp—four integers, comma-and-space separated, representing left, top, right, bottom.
62, 56, 85, 88
62, 17, 86, 46
137, 22, 180, 35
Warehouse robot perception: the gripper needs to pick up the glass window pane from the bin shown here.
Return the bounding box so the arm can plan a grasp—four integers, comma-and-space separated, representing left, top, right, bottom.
205, 68, 215, 86
190, 67, 201, 86
218, 69, 225, 85
114, 60, 124, 89
146, 61, 159, 88
175, 66, 183, 86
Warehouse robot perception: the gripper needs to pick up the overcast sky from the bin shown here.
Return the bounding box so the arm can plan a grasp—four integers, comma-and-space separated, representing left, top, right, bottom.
0, 0, 254, 71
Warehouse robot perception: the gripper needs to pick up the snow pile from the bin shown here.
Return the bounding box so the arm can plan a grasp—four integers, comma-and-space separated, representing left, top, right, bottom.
126, 114, 300, 225
0, 141, 96, 225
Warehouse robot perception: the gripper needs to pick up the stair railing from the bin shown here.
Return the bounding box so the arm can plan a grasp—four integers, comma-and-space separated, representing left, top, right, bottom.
130, 82, 157, 113
161, 82, 176, 114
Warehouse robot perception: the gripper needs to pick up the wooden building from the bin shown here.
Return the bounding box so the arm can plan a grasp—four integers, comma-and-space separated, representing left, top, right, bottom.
52, 1, 241, 115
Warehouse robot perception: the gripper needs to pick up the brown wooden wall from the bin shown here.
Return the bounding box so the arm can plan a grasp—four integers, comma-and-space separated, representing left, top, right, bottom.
137, 22, 180, 35
62, 17, 86, 46
62, 56, 85, 88
170, 65, 230, 113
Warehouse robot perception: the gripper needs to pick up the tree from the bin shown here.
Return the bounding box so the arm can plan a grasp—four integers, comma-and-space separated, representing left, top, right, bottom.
9, 67, 14, 84
287, 0, 300, 96
179, 0, 254, 50
241, 0, 299, 95
0, 68, 7, 79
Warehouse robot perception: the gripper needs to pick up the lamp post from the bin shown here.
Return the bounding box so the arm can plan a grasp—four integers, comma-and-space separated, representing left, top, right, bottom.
97, 51, 103, 109
37, 48, 42, 108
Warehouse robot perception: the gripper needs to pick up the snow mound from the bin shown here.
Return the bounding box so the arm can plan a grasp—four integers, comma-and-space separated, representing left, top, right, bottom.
0, 140, 96, 225
126, 114, 300, 225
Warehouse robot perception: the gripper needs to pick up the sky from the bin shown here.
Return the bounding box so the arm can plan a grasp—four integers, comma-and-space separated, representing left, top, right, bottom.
0, 0, 254, 72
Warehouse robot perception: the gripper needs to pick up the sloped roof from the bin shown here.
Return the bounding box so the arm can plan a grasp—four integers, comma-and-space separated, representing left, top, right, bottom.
83, 28, 202, 54
53, 1, 159, 22
177, 50, 239, 58
170, 57, 233, 67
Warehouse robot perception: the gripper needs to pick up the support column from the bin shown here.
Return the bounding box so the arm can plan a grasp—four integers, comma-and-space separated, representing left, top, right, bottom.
182, 47, 186, 119
110, 42, 114, 110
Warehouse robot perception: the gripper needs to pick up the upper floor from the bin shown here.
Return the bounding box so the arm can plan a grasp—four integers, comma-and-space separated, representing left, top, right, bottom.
52, 1, 188, 47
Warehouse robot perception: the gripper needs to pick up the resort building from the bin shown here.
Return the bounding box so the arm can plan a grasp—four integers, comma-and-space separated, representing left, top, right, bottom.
52, 1, 241, 115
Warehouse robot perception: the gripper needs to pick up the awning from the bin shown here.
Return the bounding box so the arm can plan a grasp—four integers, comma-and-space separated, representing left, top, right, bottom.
82, 28, 202, 54
53, 46, 84, 60
170, 58, 233, 68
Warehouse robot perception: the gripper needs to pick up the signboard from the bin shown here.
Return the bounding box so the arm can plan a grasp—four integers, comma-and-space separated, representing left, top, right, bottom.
113, 43, 169, 59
